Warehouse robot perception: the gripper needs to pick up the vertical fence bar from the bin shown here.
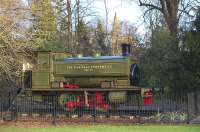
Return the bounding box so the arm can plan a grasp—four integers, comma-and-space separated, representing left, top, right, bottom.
93, 93, 96, 123
137, 95, 141, 124
11, 98, 14, 121
15, 97, 17, 121
107, 96, 110, 118
187, 93, 190, 124
52, 95, 56, 124
0, 96, 2, 121
27, 96, 30, 121
31, 95, 33, 120
8, 93, 11, 109
15, 97, 18, 121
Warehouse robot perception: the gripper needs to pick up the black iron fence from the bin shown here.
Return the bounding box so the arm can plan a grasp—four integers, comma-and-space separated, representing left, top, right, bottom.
1, 92, 194, 124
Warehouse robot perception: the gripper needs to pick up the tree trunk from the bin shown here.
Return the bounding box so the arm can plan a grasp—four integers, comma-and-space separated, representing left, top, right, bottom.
67, 0, 73, 52
139, 0, 180, 37
160, 0, 179, 36
75, 0, 80, 53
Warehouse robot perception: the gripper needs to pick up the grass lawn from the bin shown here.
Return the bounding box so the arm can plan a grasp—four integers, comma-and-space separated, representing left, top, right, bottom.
0, 125, 200, 132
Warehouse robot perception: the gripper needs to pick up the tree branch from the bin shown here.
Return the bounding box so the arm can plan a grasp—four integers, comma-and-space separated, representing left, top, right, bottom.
138, 0, 162, 12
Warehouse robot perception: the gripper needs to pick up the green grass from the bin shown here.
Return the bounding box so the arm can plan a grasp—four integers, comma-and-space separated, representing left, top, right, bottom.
0, 125, 200, 132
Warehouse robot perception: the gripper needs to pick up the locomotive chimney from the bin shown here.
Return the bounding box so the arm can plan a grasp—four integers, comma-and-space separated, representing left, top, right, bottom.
121, 43, 131, 56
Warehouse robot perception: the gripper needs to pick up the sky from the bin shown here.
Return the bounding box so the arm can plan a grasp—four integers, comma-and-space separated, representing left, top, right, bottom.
22, 0, 145, 34
94, 0, 142, 22
92, 0, 145, 34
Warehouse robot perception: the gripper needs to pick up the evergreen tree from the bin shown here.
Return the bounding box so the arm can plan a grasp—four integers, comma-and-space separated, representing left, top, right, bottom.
30, 0, 58, 50
141, 9, 200, 94
95, 20, 109, 55
182, 9, 200, 92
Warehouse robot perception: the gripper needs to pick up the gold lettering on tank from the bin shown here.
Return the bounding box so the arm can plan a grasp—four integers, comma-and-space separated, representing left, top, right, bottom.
65, 64, 112, 72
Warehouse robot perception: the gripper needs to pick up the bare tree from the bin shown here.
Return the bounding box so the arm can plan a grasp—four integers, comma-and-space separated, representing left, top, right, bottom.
101, 0, 112, 54
138, 0, 200, 36
54, 0, 96, 53
0, 0, 32, 79
0, 0, 33, 96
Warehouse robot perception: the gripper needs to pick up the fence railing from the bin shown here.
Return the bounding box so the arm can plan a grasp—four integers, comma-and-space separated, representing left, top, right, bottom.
0, 93, 194, 124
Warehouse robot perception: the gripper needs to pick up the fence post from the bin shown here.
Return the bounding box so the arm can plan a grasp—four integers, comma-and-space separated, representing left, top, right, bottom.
161, 94, 163, 117
0, 96, 2, 121
137, 95, 141, 124
93, 93, 96, 123
10, 98, 16, 121
14, 97, 18, 121
52, 95, 56, 125
187, 93, 190, 124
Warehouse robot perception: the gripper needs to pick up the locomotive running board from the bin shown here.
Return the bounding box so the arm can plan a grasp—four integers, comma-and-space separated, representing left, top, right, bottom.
27, 87, 141, 93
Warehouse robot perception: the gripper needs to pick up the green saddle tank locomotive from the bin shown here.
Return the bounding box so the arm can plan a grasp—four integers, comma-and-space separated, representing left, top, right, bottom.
23, 44, 141, 110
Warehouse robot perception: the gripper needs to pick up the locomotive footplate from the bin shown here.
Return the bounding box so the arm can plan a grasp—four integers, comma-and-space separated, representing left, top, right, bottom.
28, 87, 141, 93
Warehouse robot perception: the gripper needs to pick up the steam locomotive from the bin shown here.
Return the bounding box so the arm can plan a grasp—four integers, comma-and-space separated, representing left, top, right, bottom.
23, 44, 141, 110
